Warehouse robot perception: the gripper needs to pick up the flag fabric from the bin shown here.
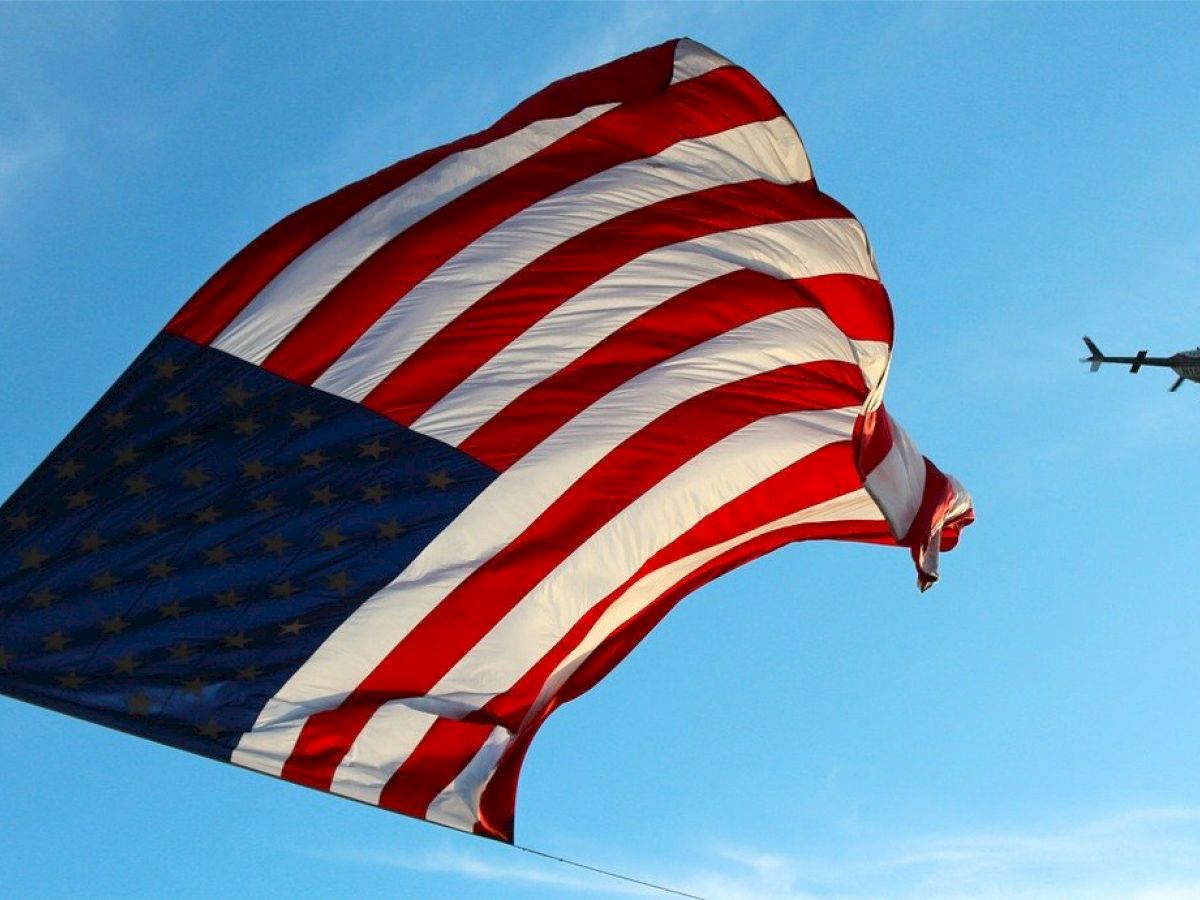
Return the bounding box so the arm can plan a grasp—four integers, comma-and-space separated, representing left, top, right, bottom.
0, 38, 973, 842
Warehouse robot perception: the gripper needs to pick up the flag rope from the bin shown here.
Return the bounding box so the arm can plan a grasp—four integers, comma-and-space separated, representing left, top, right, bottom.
516, 843, 708, 899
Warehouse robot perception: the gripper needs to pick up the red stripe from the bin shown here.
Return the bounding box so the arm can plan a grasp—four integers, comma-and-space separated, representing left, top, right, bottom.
460, 272, 891, 470
278, 361, 867, 791
362, 180, 852, 426
857, 406, 894, 476
259, 67, 784, 384
164, 40, 680, 345
376, 716, 495, 822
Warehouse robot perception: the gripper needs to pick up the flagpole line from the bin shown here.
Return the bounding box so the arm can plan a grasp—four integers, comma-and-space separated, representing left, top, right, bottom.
514, 843, 708, 900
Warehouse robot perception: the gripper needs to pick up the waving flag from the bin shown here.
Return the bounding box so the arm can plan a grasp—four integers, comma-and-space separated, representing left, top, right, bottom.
0, 38, 972, 842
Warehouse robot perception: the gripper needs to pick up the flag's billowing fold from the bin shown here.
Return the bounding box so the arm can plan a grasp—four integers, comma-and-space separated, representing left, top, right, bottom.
0, 39, 972, 841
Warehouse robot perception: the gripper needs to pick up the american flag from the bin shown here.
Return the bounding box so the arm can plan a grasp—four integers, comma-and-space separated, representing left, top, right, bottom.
0, 38, 972, 842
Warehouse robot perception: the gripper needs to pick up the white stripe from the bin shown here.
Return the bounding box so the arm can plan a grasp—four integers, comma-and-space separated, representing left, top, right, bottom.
232, 308, 883, 771
426, 488, 885, 820
424, 726, 510, 831
864, 412, 927, 539
415, 218, 879, 446
313, 117, 811, 402
672, 38, 733, 84
328, 407, 859, 801
945, 475, 973, 523
323, 699, 443, 805
210, 102, 618, 365
230, 713, 306, 778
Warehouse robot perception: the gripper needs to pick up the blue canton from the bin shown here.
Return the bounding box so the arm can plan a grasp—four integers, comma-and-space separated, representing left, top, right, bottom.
0, 333, 497, 759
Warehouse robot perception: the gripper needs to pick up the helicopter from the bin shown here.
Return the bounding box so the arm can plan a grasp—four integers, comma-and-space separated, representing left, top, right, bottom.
1081, 336, 1200, 392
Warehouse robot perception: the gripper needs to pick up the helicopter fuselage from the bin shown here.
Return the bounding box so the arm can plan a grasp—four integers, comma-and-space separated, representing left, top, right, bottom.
1169, 349, 1200, 383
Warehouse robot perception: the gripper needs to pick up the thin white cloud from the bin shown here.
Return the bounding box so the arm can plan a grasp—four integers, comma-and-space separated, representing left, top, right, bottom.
0, 7, 228, 223
306, 844, 650, 896
278, 3, 705, 216
683, 807, 1200, 900
0, 111, 64, 213
315, 806, 1200, 900
535, 3, 674, 84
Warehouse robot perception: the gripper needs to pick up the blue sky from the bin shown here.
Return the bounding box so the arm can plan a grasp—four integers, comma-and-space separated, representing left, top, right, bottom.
2, 4, 1200, 898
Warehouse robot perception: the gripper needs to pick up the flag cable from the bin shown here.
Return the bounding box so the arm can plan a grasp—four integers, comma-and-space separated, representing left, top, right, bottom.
515, 843, 708, 899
